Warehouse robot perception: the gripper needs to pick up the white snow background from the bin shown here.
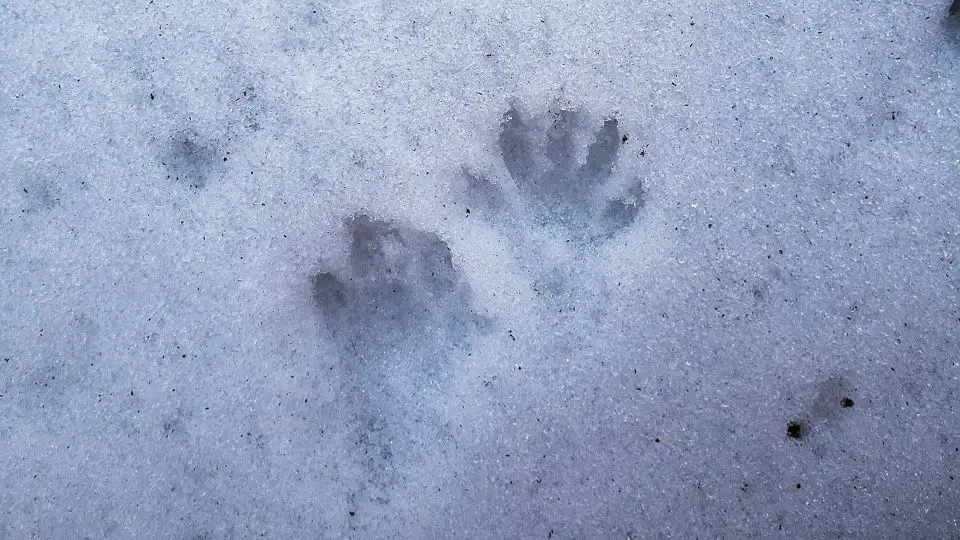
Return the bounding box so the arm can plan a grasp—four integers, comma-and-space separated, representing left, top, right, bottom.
1, 0, 959, 537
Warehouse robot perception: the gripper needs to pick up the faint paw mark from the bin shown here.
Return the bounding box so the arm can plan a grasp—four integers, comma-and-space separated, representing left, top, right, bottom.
161, 132, 219, 189
466, 102, 645, 242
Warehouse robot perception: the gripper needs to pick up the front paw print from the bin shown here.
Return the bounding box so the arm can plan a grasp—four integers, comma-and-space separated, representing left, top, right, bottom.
311, 213, 482, 365
465, 102, 644, 243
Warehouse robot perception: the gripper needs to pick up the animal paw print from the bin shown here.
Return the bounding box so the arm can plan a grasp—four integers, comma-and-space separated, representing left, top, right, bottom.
311, 213, 482, 367
310, 213, 483, 491
464, 102, 645, 243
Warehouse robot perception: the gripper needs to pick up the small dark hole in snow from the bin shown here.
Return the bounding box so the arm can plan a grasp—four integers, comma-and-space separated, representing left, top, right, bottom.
787, 421, 808, 439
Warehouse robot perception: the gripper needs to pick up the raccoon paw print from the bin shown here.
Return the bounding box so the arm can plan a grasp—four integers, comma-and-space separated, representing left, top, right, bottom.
463, 102, 645, 244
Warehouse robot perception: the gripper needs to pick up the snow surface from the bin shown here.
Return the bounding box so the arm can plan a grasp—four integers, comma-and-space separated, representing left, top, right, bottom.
1, 0, 959, 538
